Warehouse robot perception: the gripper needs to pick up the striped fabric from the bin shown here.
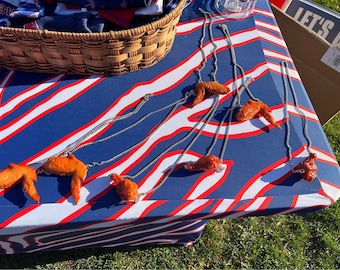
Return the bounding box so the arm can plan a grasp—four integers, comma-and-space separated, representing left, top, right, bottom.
0, 0, 339, 254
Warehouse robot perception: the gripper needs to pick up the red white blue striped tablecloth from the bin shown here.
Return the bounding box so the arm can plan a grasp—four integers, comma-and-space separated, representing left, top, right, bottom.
0, 0, 339, 254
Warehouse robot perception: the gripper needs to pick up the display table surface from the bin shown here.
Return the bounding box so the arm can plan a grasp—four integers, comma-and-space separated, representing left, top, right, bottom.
1, 0, 339, 254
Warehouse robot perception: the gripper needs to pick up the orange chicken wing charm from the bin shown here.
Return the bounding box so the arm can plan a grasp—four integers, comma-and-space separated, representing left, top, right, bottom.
236, 99, 281, 129
294, 153, 318, 182
185, 155, 223, 172
0, 163, 40, 203
43, 154, 87, 204
192, 81, 230, 107
110, 173, 139, 202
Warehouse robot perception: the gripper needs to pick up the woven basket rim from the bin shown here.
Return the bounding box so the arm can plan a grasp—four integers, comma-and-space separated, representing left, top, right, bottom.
0, 0, 186, 40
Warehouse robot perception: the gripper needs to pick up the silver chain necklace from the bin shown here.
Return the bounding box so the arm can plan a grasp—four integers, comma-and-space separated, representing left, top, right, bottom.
281, 60, 316, 176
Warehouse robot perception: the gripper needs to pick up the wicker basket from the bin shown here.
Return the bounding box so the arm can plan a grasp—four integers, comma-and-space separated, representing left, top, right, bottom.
0, 0, 186, 76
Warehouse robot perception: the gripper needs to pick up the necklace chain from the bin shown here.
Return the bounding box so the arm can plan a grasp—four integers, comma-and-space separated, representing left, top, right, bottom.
281, 60, 313, 173
33, 10, 266, 201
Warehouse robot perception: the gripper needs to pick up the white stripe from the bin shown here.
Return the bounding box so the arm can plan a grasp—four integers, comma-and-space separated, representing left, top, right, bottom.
2, 199, 156, 237
26, 30, 258, 165
268, 62, 301, 80
320, 180, 340, 202
185, 166, 228, 200
255, 20, 280, 33
0, 26, 308, 242
137, 153, 197, 197
241, 148, 309, 200
254, 8, 275, 18
227, 197, 267, 218
0, 74, 64, 118
241, 147, 338, 201
33, 220, 204, 252
34, 220, 192, 251
0, 241, 13, 254
288, 103, 319, 121
0, 70, 15, 102
258, 29, 287, 48
263, 48, 293, 62
0, 76, 102, 142
176, 12, 276, 35
2, 62, 285, 236
196, 199, 235, 220
295, 193, 331, 208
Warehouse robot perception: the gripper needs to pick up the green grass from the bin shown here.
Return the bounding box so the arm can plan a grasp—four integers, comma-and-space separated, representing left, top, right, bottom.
312, 0, 340, 11
0, 1, 339, 269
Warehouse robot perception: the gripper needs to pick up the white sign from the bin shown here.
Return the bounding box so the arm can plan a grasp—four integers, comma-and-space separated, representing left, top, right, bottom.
321, 46, 340, 73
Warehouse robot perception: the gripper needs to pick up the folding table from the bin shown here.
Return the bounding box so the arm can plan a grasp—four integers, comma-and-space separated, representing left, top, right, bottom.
0, 0, 339, 254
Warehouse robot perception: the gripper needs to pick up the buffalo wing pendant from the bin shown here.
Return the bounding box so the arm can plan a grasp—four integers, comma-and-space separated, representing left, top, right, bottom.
236, 99, 281, 129
185, 155, 223, 172
110, 173, 139, 202
43, 154, 88, 204
0, 163, 40, 203
294, 153, 318, 182
192, 81, 230, 107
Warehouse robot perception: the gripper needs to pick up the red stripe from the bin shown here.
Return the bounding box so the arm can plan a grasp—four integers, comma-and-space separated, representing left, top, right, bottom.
0, 77, 103, 145
235, 196, 273, 215
268, 62, 301, 82
188, 101, 285, 140
197, 160, 234, 199
0, 75, 64, 121
318, 188, 335, 204
57, 204, 92, 225
188, 199, 213, 216
176, 12, 273, 35
167, 200, 213, 219
168, 201, 193, 217
67, 191, 166, 227
237, 145, 340, 202
242, 196, 274, 217
255, 19, 281, 34
254, 8, 275, 19
320, 179, 340, 190
263, 48, 292, 62
233, 145, 306, 202
138, 150, 185, 200
0, 70, 16, 103
209, 198, 225, 214
0, 204, 39, 229
290, 195, 299, 209
139, 200, 167, 219
24, 32, 265, 167
182, 159, 234, 200
312, 147, 339, 166
258, 29, 287, 49
287, 103, 320, 123
176, 15, 228, 35
0, 23, 304, 229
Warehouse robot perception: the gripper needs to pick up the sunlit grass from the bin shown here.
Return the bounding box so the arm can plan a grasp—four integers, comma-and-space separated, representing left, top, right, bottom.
312, 0, 340, 11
